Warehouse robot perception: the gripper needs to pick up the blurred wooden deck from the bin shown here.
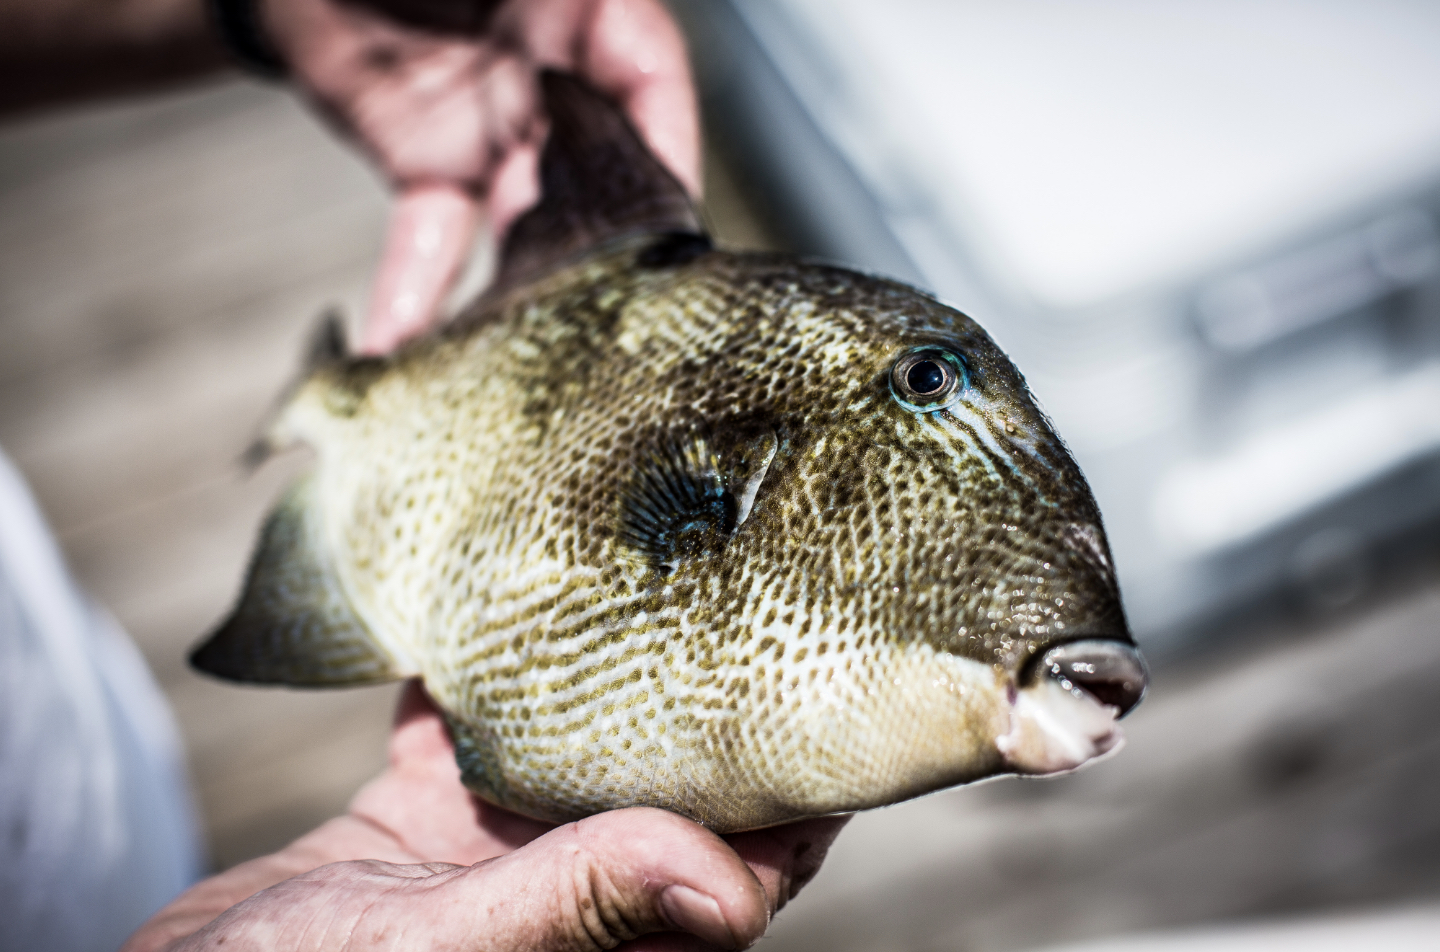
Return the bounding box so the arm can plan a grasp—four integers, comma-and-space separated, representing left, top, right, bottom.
1, 77, 1437, 950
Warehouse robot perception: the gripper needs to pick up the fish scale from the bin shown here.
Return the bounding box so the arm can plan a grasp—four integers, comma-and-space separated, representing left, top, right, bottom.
193, 72, 1147, 832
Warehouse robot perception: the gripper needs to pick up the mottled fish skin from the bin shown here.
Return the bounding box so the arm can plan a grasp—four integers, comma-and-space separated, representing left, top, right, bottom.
194, 73, 1144, 832
264, 243, 1121, 829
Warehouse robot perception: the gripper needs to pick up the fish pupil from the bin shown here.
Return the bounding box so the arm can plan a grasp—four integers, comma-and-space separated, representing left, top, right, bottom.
907, 360, 947, 395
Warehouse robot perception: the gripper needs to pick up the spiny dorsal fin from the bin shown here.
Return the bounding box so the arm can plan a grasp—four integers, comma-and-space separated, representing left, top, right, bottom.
305, 307, 349, 371
243, 309, 351, 468
493, 70, 705, 290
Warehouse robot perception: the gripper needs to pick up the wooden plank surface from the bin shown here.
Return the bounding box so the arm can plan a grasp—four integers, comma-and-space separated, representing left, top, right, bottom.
0, 77, 1437, 948
0, 80, 400, 870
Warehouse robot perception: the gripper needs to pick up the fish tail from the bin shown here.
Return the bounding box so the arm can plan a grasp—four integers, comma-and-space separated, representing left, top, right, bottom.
190, 473, 404, 686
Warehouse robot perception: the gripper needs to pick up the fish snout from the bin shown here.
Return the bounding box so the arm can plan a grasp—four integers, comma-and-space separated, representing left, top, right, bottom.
1030, 639, 1148, 717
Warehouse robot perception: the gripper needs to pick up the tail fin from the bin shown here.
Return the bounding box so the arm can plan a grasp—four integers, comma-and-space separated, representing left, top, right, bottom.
191, 475, 401, 687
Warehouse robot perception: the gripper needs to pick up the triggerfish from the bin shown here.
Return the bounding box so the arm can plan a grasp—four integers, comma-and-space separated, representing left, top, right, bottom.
193, 72, 1147, 832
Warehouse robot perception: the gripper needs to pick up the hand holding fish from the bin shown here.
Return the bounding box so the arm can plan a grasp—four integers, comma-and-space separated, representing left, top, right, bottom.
124, 683, 848, 952
138, 70, 1148, 950
259, 0, 700, 353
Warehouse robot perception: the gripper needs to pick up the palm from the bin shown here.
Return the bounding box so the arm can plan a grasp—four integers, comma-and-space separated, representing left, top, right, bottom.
356, 684, 849, 914
349, 682, 557, 866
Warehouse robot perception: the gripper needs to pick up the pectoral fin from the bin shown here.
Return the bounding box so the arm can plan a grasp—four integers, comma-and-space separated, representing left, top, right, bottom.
192, 475, 400, 687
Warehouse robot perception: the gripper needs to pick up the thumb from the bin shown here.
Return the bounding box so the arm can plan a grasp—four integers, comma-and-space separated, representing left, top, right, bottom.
177, 807, 771, 951
425, 807, 770, 951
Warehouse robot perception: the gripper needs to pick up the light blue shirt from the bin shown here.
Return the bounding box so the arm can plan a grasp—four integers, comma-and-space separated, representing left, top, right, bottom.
0, 448, 201, 951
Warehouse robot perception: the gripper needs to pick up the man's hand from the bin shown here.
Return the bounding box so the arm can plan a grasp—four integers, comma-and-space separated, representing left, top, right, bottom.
0, 0, 699, 350
262, 0, 700, 353
124, 683, 849, 952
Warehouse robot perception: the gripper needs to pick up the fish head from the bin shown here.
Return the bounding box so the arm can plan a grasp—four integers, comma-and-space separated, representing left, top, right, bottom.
607, 253, 1145, 803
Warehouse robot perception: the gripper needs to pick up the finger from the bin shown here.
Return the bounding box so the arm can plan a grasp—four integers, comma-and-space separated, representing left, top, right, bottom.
722, 815, 852, 915
427, 807, 769, 951
162, 807, 767, 952
120, 816, 419, 952
580, 0, 702, 196
616, 819, 854, 951
250, 808, 766, 951
362, 182, 479, 353
485, 138, 543, 242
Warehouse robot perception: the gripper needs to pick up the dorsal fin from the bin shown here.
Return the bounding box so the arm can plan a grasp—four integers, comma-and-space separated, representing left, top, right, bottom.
493, 70, 705, 291
304, 307, 349, 371
242, 309, 351, 469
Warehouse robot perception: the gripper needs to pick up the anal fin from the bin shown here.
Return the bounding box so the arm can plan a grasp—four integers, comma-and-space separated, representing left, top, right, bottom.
192, 475, 399, 687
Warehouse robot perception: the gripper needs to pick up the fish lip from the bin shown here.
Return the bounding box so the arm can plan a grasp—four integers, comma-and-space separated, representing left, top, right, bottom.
995, 672, 1125, 776
1021, 637, 1149, 718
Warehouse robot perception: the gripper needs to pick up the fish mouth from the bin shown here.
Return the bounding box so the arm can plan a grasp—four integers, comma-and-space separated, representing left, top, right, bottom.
1028, 638, 1149, 717
995, 639, 1149, 776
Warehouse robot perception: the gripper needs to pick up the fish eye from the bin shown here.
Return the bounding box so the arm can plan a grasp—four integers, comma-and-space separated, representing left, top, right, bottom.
891, 348, 966, 411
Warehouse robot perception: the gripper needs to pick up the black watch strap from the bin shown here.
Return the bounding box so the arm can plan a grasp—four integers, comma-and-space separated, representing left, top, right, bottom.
209, 0, 288, 78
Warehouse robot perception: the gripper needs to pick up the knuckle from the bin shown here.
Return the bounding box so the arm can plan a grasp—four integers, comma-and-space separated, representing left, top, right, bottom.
550, 827, 649, 951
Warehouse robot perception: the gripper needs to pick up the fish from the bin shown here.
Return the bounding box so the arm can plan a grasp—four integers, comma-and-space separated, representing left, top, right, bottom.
192, 71, 1148, 833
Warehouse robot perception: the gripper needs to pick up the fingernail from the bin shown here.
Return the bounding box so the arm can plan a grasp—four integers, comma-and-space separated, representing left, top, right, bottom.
660, 884, 739, 949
